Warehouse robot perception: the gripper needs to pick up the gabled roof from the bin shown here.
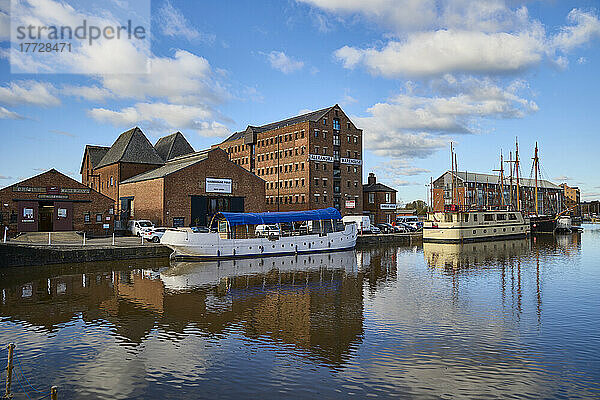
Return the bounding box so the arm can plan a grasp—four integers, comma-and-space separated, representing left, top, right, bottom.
120, 149, 211, 184
449, 171, 560, 189
79, 145, 109, 174
221, 105, 336, 143
154, 132, 194, 161
95, 127, 164, 169
363, 182, 397, 193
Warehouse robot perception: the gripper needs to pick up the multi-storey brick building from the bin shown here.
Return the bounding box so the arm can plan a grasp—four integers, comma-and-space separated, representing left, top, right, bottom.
560, 183, 581, 217
212, 105, 363, 215
362, 173, 398, 224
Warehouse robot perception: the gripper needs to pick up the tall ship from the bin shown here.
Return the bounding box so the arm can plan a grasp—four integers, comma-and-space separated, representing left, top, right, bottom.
423, 143, 531, 243
160, 207, 357, 259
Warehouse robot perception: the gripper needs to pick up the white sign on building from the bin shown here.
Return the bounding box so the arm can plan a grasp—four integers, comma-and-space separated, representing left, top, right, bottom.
308, 154, 334, 162
340, 158, 362, 165
345, 200, 356, 209
206, 178, 232, 194
380, 203, 397, 210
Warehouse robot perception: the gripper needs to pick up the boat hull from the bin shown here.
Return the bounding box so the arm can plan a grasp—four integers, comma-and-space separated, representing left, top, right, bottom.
530, 215, 556, 233
161, 225, 358, 260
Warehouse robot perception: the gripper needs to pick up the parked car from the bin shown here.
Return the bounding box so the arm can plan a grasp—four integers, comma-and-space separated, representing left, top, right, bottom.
191, 226, 210, 233
376, 223, 394, 233
393, 224, 408, 233
144, 227, 167, 243
398, 222, 417, 232
369, 226, 381, 234
128, 220, 154, 236
255, 224, 281, 238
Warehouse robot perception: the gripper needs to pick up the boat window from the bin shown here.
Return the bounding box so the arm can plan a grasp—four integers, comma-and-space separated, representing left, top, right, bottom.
484, 214, 494, 221
508, 213, 517, 220
444, 214, 453, 222
463, 214, 469, 222
497, 214, 506, 221
473, 214, 478, 221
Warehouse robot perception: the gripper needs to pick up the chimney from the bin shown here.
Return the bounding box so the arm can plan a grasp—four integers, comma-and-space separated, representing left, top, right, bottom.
368, 173, 376, 185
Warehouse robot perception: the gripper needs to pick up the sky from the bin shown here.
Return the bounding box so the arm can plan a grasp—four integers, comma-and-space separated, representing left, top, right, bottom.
0, 0, 599, 203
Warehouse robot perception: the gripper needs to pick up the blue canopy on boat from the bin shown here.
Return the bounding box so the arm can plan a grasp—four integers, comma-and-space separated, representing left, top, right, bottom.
214, 207, 342, 227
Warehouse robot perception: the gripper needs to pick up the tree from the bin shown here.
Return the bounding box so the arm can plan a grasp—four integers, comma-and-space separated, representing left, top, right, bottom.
404, 200, 428, 215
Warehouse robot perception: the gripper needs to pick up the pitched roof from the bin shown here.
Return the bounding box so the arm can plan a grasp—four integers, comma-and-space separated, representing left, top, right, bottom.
79, 145, 109, 173
221, 105, 335, 143
154, 132, 194, 161
96, 127, 164, 169
120, 149, 211, 184
363, 182, 397, 193
450, 171, 560, 189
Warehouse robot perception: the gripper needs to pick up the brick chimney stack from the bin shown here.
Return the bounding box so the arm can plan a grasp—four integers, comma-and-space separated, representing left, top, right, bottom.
368, 172, 376, 185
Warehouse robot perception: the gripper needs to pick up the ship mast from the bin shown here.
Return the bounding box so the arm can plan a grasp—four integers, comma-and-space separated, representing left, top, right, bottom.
515, 138, 521, 211
493, 150, 505, 207
533, 142, 539, 215
450, 142, 454, 205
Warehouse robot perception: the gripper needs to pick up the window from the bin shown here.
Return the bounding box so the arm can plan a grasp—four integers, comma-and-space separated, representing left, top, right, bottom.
369, 193, 375, 203
354, 136, 358, 144
314, 178, 319, 186
497, 214, 506, 221
333, 118, 340, 131
353, 166, 358, 173
385, 193, 391, 202
110, 176, 114, 186
84, 213, 90, 223
301, 162, 305, 170
324, 195, 328, 203
354, 181, 358, 188
323, 118, 327, 125
508, 213, 517, 220
474, 214, 478, 221
354, 151, 359, 158
463, 214, 469, 222
314, 130, 319, 138
322, 178, 327, 186
323, 147, 327, 155
301, 130, 305, 138
484, 214, 494, 221
96, 214, 102, 222
347, 180, 350, 188
315, 146, 319, 154
314, 195, 319, 203
347, 122, 351, 129
323, 131, 326, 139
301, 178, 305, 187
302, 195, 305, 203
315, 162, 319, 170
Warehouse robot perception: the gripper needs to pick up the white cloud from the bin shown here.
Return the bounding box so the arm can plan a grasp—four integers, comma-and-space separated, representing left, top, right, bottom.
265, 51, 304, 74
335, 28, 546, 77
88, 102, 228, 137
298, 0, 437, 32
157, 0, 215, 43
0, 106, 25, 119
0, 81, 61, 107
552, 9, 600, 53
0, 174, 13, 179
355, 76, 537, 159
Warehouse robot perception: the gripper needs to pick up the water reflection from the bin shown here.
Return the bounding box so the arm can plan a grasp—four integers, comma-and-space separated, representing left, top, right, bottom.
0, 252, 369, 366
0, 232, 598, 399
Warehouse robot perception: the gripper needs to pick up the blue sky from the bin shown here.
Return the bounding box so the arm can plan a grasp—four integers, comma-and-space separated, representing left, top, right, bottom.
0, 0, 599, 203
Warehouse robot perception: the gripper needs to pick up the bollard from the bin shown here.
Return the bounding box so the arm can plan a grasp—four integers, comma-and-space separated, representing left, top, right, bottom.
141, 234, 144, 245
3, 226, 7, 243
4, 343, 15, 399
48, 232, 51, 245
83, 232, 86, 246
112, 232, 115, 246
50, 386, 58, 400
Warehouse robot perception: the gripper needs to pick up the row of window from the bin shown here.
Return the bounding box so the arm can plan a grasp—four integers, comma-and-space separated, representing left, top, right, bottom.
257, 146, 307, 162
367, 192, 393, 204
258, 162, 306, 176
83, 213, 105, 223
267, 195, 306, 205
266, 179, 306, 189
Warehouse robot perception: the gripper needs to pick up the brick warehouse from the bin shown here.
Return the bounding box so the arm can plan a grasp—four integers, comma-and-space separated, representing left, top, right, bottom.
81, 128, 265, 228
212, 105, 363, 216
0, 169, 114, 236
362, 173, 398, 224
118, 148, 265, 227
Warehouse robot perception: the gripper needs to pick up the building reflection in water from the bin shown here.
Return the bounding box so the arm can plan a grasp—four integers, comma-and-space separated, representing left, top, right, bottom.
0, 251, 396, 367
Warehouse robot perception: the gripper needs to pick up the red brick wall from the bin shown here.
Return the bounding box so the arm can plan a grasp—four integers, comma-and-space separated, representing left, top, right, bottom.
362, 190, 397, 224
0, 169, 114, 236
118, 149, 266, 227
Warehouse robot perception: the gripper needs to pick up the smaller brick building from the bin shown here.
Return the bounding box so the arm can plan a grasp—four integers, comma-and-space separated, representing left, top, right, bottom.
119, 148, 266, 227
362, 173, 397, 224
0, 169, 115, 236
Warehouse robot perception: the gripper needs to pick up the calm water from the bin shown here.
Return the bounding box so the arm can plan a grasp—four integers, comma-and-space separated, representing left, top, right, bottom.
1, 226, 599, 399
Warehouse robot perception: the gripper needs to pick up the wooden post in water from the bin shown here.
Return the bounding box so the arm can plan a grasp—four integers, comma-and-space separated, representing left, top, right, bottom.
50, 386, 58, 400
4, 343, 15, 399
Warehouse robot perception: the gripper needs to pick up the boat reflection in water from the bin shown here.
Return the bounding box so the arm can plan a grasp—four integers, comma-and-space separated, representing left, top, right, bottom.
424, 238, 531, 271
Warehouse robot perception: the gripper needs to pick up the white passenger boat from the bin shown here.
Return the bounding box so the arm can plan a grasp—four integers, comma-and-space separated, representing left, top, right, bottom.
160, 207, 357, 259
555, 215, 572, 232
423, 206, 530, 243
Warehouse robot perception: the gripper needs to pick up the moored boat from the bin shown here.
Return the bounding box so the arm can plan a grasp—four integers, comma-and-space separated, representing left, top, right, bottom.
423, 206, 530, 243
160, 207, 357, 259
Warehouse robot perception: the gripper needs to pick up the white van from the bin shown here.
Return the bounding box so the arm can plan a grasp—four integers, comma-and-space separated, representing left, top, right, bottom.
342, 215, 371, 233
128, 220, 154, 236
